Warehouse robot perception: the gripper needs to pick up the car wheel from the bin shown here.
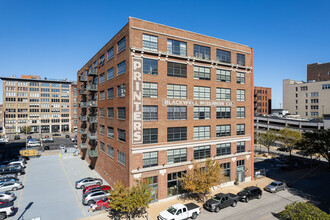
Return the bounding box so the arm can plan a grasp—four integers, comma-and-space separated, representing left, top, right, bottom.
191, 212, 198, 219
215, 206, 220, 213
245, 197, 249, 203
101, 206, 106, 211
0, 212, 7, 219
257, 194, 261, 199
82, 185, 85, 190
88, 200, 94, 206
232, 201, 237, 207
97, 182, 101, 185
12, 187, 18, 191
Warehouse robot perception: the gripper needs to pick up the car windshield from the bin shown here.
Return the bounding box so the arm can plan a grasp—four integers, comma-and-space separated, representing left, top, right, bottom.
167, 206, 177, 215
270, 182, 278, 187
239, 188, 249, 193
212, 196, 221, 202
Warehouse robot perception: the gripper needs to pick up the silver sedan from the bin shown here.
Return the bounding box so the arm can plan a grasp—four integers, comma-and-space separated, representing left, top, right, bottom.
0, 181, 24, 192
0, 192, 16, 201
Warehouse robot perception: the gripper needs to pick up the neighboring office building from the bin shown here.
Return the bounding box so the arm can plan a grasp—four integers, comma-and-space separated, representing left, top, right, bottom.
307, 62, 330, 82
0, 75, 73, 134
77, 17, 254, 201
283, 79, 330, 118
71, 82, 78, 132
0, 104, 3, 135
254, 86, 271, 115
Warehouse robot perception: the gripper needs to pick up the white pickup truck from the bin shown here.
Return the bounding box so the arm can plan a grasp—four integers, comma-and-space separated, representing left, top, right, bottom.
158, 203, 201, 220
0, 201, 14, 219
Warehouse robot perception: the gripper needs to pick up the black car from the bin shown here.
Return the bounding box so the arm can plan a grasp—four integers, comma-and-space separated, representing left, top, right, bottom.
65, 134, 70, 138
277, 147, 289, 152
203, 193, 238, 212
53, 133, 61, 136
237, 186, 262, 202
0, 166, 25, 176
14, 135, 20, 140
27, 136, 32, 140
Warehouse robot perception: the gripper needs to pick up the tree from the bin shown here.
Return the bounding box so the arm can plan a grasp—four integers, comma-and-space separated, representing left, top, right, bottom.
21, 126, 31, 134
259, 130, 277, 155
297, 129, 330, 167
279, 202, 330, 220
279, 127, 302, 157
109, 181, 129, 214
181, 158, 224, 203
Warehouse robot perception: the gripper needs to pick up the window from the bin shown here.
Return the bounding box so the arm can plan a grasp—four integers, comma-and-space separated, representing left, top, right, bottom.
117, 107, 126, 120
167, 39, 187, 56
237, 124, 245, 135
311, 105, 319, 110
107, 88, 114, 99
167, 127, 187, 142
143, 58, 158, 75
194, 44, 210, 60
107, 108, 114, 118
311, 99, 319, 103
194, 86, 210, 100
237, 141, 245, 153
237, 160, 245, 167
216, 107, 231, 119
100, 73, 105, 84
216, 88, 231, 101
100, 142, 105, 152
107, 145, 114, 158
194, 145, 211, 160
216, 125, 231, 137
311, 112, 319, 116
322, 84, 330, 89
100, 91, 105, 100
117, 37, 126, 53
216, 143, 231, 156
237, 53, 245, 66
167, 148, 187, 164
143, 151, 158, 168
216, 49, 231, 63
301, 86, 308, 91
117, 84, 126, 97
237, 107, 245, 118
107, 47, 114, 60
117, 150, 126, 166
107, 68, 114, 80
143, 128, 158, 144
167, 84, 187, 99
216, 69, 231, 82
194, 106, 210, 119
193, 126, 210, 140
118, 61, 126, 76
118, 129, 126, 142
108, 127, 114, 138
143, 34, 158, 51
237, 90, 245, 101
143, 82, 158, 98
143, 106, 158, 121
311, 92, 319, 97
221, 163, 231, 182
100, 108, 105, 117
167, 62, 187, 78
194, 66, 210, 80
237, 72, 245, 84
167, 106, 187, 120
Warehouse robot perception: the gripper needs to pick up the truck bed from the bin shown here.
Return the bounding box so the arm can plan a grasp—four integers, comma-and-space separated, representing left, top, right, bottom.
185, 203, 199, 211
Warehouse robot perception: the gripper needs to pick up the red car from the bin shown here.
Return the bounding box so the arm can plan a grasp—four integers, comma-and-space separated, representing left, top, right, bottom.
0, 199, 9, 204
91, 196, 111, 211
83, 185, 111, 195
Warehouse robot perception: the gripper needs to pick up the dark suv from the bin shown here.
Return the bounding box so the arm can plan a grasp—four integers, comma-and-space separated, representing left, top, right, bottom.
0, 166, 25, 176
237, 186, 262, 202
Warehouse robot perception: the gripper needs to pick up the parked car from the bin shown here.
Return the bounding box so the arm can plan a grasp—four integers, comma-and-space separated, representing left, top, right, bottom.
8, 161, 26, 169
82, 191, 111, 206
53, 133, 61, 136
0, 138, 9, 145
65, 134, 70, 138
0, 200, 9, 205
158, 203, 201, 220
42, 138, 54, 143
203, 193, 238, 212
26, 136, 32, 140
27, 141, 40, 147
75, 177, 103, 189
0, 201, 14, 219
264, 181, 286, 193
0, 174, 17, 180
14, 135, 20, 140
0, 166, 25, 176
44, 135, 49, 138
83, 185, 111, 195
0, 192, 15, 202
237, 186, 262, 202
0, 182, 23, 192
277, 147, 289, 152
10, 157, 27, 164
71, 137, 77, 143
0, 176, 19, 184
91, 196, 111, 211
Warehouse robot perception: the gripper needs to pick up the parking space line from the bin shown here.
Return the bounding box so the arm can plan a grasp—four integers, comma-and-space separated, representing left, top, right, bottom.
16, 162, 29, 210
59, 158, 87, 217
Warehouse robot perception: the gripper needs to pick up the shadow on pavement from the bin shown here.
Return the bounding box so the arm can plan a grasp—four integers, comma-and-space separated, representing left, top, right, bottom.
17, 201, 33, 220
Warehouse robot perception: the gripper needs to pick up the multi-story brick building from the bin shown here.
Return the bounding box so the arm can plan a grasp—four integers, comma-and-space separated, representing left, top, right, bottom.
0, 75, 73, 134
0, 104, 3, 135
307, 62, 330, 82
77, 17, 254, 201
254, 86, 271, 115
71, 82, 78, 132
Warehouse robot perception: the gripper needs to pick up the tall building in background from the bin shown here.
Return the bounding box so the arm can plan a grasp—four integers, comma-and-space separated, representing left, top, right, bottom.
254, 86, 271, 115
0, 75, 73, 134
77, 17, 254, 201
307, 62, 330, 82
0, 104, 3, 135
283, 79, 330, 118
71, 82, 78, 132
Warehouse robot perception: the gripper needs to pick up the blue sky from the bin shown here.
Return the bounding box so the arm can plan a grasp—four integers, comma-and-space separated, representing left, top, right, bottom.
0, 0, 329, 108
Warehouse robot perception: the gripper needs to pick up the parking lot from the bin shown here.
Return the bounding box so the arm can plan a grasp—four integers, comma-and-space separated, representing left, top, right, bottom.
7, 151, 107, 220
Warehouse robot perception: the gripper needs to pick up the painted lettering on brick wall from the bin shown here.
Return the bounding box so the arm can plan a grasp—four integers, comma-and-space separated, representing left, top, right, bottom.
132, 58, 143, 144
162, 99, 235, 107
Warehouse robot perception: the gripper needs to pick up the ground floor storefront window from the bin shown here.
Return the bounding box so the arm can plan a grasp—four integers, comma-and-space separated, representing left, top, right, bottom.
52, 125, 60, 133
236, 159, 245, 182
41, 125, 50, 133
61, 124, 69, 132
221, 162, 231, 182
167, 171, 186, 197
143, 176, 158, 203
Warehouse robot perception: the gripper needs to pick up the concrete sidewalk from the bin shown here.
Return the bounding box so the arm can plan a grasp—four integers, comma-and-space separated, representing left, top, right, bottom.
78, 177, 274, 220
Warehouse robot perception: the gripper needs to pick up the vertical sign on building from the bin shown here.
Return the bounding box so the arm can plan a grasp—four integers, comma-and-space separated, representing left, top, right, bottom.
132, 57, 143, 144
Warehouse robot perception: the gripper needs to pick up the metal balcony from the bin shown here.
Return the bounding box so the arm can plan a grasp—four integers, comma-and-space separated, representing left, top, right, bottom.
88, 149, 98, 158
79, 76, 87, 82
87, 100, 98, 108
88, 116, 98, 124
80, 102, 87, 108
79, 115, 87, 121
79, 143, 87, 149
79, 89, 87, 95
87, 68, 98, 76
87, 132, 98, 140
79, 128, 87, 134
86, 84, 98, 92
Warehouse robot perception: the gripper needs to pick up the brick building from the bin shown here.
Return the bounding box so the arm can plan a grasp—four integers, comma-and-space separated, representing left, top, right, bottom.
0, 104, 3, 135
77, 17, 254, 201
254, 86, 271, 115
307, 62, 330, 82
